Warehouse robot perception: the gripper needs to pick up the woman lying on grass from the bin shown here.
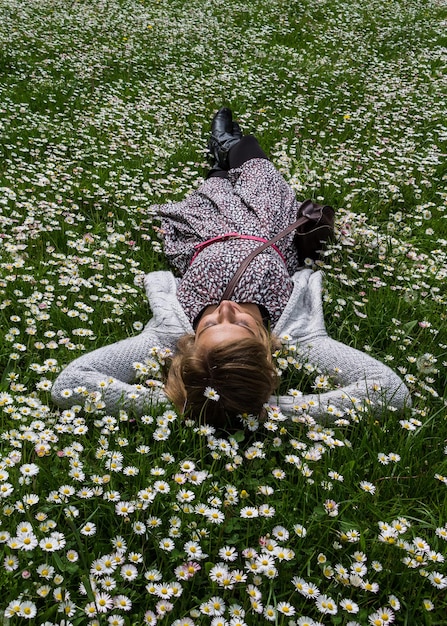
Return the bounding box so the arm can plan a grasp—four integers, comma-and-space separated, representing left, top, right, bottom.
52, 108, 411, 427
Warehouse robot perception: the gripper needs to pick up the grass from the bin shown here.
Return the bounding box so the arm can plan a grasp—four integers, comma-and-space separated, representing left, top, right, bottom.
0, 0, 446, 623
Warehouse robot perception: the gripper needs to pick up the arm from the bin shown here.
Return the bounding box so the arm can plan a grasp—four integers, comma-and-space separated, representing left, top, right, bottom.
272, 270, 411, 422
51, 327, 178, 416
51, 271, 193, 416
273, 335, 411, 422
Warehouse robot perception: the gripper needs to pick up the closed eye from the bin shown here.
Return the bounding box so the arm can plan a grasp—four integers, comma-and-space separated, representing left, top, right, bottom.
197, 319, 256, 338
201, 321, 216, 329
203, 320, 250, 330
236, 321, 251, 329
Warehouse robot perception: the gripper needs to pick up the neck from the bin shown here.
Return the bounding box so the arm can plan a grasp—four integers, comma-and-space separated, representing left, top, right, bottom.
194, 302, 264, 329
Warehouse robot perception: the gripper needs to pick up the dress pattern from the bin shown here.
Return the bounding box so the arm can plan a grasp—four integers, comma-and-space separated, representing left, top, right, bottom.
154, 159, 302, 325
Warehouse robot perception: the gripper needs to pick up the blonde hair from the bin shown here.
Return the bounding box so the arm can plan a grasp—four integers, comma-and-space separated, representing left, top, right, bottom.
165, 328, 279, 429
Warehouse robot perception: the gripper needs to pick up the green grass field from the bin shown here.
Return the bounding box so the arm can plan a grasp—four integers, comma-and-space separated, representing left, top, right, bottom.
1, 0, 446, 623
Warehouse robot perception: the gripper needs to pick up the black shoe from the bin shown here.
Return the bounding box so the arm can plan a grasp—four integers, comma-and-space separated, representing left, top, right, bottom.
207, 108, 243, 169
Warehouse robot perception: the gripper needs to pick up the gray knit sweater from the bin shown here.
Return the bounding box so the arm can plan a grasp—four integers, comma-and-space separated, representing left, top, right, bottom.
51, 269, 411, 422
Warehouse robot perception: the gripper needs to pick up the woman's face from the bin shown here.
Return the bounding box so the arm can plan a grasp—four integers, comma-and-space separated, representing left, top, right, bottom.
194, 301, 263, 351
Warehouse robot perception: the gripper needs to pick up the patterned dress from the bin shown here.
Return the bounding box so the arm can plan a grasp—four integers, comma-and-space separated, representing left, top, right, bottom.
155, 159, 302, 326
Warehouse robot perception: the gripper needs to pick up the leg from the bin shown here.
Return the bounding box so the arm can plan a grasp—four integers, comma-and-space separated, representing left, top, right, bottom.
227, 135, 269, 169
206, 165, 229, 180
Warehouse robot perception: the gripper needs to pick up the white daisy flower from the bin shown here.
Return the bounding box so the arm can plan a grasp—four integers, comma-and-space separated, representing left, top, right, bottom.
204, 387, 220, 401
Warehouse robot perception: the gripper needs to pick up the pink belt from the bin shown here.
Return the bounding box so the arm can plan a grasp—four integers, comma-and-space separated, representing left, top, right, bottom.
190, 233, 286, 265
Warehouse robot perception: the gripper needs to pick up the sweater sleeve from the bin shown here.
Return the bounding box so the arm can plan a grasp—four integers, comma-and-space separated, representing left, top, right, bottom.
272, 336, 412, 422
271, 270, 412, 422
50, 328, 175, 415
51, 271, 193, 416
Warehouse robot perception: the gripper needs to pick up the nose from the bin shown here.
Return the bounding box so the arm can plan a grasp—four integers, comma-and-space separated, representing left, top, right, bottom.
216, 300, 238, 322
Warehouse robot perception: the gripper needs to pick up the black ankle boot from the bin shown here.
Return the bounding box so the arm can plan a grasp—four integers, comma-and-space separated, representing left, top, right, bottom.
207, 108, 243, 169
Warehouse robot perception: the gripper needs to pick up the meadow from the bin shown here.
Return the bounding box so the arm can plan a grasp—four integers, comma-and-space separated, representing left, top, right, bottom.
0, 0, 446, 624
